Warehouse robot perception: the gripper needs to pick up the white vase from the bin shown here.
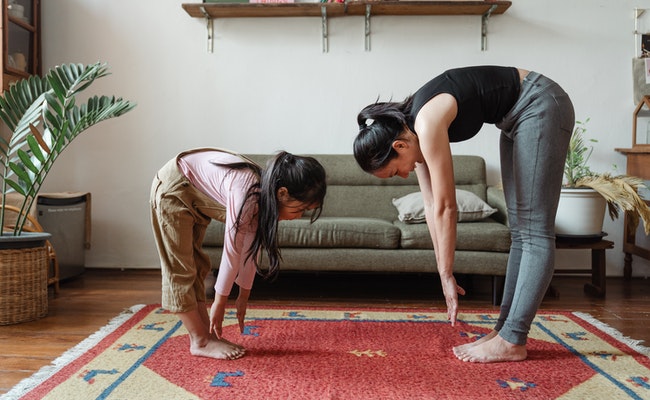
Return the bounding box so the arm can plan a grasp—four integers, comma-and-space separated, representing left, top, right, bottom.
555, 188, 607, 236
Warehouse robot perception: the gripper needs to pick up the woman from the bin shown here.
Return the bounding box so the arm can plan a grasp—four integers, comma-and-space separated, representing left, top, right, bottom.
354, 65, 574, 363
150, 148, 326, 360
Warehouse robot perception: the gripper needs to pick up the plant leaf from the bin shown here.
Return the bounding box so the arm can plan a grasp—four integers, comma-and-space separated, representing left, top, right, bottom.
0, 62, 136, 234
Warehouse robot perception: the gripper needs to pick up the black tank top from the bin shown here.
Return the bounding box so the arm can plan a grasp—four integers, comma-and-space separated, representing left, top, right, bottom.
408, 66, 520, 142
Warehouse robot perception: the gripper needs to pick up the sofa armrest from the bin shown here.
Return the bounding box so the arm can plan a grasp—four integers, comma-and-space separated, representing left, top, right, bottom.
487, 186, 508, 226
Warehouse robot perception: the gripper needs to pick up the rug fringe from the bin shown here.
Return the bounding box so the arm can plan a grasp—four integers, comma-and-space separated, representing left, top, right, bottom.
1, 304, 147, 400
572, 311, 650, 358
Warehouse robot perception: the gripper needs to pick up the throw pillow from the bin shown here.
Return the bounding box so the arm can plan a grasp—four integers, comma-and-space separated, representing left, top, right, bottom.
391, 190, 497, 223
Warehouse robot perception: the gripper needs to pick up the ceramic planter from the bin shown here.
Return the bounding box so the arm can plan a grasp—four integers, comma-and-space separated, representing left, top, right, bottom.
555, 188, 606, 237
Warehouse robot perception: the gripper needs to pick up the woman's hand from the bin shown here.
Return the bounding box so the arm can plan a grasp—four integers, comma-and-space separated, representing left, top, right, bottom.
236, 288, 251, 334
209, 295, 229, 339
440, 275, 465, 326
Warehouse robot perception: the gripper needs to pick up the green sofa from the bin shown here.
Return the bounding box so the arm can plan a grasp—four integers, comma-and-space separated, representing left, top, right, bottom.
203, 154, 511, 304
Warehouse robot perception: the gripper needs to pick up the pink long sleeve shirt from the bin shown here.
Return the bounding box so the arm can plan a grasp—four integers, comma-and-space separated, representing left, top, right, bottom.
178, 151, 259, 297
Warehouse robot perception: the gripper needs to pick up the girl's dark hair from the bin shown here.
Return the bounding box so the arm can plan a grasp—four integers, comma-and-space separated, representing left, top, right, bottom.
227, 151, 327, 280
353, 96, 413, 173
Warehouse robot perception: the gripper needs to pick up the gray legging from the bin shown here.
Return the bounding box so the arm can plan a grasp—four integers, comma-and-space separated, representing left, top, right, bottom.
494, 71, 575, 345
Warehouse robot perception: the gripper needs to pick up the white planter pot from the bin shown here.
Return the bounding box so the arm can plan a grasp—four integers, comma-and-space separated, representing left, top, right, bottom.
555, 188, 606, 236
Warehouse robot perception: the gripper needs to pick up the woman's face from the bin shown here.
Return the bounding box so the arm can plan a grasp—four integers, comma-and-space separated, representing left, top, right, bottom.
373, 133, 422, 179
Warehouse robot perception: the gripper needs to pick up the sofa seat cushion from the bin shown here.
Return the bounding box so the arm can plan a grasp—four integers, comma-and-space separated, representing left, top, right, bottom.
395, 219, 511, 252
279, 217, 400, 249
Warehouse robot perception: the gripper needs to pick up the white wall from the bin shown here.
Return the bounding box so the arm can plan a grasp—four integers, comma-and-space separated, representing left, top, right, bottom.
40, 0, 650, 277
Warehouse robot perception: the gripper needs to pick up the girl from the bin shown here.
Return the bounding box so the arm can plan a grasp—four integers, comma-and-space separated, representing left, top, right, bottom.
150, 148, 326, 360
353, 66, 574, 363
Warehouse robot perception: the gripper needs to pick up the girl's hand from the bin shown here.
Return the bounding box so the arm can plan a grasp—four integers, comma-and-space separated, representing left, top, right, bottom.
236, 288, 251, 334
440, 275, 465, 326
209, 295, 229, 339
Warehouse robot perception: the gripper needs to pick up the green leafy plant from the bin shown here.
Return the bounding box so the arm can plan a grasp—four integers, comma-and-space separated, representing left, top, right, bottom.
564, 118, 598, 187
563, 118, 650, 234
0, 62, 136, 235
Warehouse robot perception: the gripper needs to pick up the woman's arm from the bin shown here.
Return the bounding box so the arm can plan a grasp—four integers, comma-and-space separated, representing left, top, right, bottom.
414, 93, 465, 325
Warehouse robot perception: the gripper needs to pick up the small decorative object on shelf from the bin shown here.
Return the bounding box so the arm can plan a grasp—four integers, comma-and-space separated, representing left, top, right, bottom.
634, 8, 650, 103
203, 0, 250, 3
642, 34, 650, 57
7, 0, 25, 20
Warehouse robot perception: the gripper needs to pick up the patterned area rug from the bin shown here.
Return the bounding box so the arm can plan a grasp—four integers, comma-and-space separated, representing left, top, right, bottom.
3, 305, 650, 400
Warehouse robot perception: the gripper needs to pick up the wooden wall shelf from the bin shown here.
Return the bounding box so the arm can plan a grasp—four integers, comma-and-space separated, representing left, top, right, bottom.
182, 1, 511, 52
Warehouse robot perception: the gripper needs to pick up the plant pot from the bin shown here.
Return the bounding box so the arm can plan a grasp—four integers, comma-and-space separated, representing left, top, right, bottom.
555, 188, 606, 236
0, 232, 51, 325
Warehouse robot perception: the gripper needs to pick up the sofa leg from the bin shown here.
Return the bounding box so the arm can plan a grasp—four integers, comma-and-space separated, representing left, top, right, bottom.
205, 269, 217, 299
492, 276, 504, 306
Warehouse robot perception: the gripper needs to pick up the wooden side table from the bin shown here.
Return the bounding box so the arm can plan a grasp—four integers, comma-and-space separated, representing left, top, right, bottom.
553, 237, 614, 297
614, 146, 650, 279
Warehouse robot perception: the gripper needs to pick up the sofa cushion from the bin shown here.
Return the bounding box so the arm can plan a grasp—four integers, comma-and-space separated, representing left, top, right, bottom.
278, 217, 400, 249
203, 217, 401, 249
395, 220, 511, 252
392, 190, 497, 223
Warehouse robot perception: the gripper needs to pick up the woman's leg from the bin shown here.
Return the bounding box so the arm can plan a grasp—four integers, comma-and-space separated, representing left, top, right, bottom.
452, 135, 519, 356
494, 131, 523, 332
456, 73, 574, 362
497, 103, 571, 346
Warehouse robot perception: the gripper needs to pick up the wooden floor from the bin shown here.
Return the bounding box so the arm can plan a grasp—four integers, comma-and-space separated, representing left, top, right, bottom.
1, 268, 649, 395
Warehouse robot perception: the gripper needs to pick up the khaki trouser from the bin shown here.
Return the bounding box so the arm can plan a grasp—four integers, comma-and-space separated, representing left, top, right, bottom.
150, 148, 230, 313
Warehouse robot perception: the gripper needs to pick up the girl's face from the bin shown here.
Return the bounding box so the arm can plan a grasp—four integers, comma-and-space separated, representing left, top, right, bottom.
277, 187, 318, 221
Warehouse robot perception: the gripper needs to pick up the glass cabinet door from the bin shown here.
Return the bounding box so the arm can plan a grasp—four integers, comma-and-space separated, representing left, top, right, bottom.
3, 0, 40, 89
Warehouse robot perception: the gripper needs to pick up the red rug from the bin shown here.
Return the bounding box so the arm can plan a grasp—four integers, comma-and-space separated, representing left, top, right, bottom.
4, 305, 650, 399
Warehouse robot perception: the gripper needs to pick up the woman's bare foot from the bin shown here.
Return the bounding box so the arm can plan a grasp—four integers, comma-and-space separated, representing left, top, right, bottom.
190, 338, 245, 360
453, 330, 498, 357
455, 334, 527, 363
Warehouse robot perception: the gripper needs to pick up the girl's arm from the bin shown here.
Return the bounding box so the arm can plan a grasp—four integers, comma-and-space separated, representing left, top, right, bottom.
210, 221, 256, 338
212, 187, 258, 337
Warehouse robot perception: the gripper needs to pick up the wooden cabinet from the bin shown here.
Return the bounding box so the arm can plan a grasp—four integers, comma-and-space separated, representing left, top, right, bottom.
1, 0, 40, 91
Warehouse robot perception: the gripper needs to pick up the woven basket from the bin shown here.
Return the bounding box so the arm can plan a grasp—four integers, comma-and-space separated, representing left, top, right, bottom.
0, 245, 49, 325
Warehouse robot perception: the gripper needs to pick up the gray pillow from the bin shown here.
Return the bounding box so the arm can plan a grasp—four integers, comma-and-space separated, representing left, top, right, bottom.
392, 190, 497, 223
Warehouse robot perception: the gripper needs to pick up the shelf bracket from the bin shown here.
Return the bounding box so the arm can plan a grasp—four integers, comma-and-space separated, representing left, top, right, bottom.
365, 4, 372, 51
321, 6, 329, 53
635, 8, 648, 57
480, 4, 497, 51
200, 6, 214, 53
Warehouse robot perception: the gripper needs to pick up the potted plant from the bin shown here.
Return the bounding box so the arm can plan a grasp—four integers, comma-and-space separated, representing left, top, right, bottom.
555, 118, 650, 237
0, 62, 135, 324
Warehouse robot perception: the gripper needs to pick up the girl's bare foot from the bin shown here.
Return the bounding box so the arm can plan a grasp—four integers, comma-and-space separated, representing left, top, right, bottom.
190, 338, 245, 360
218, 336, 246, 351
455, 334, 527, 363
453, 329, 498, 357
